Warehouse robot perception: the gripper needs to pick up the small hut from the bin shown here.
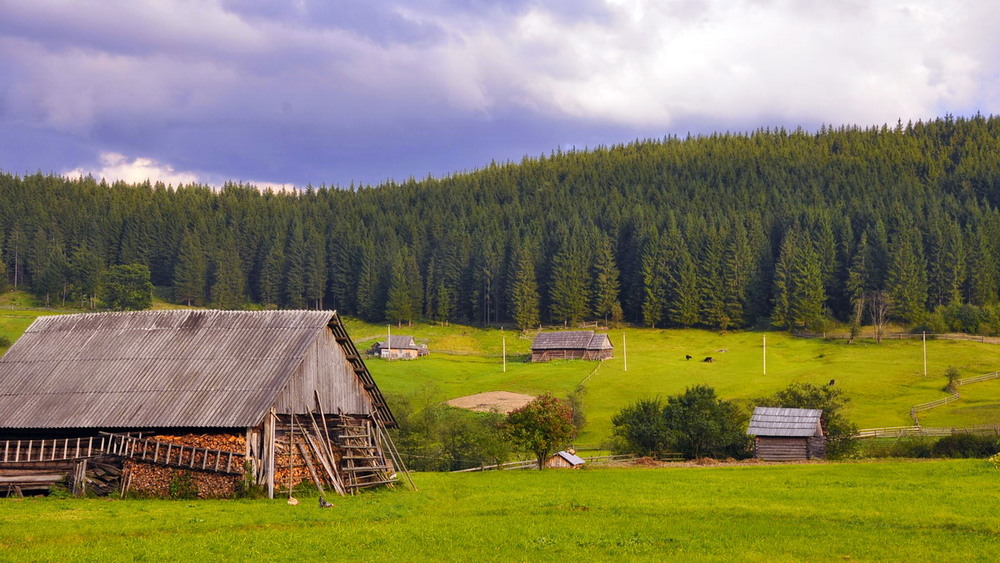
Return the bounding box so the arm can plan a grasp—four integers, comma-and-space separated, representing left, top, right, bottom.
530, 331, 613, 362
747, 407, 826, 461
369, 335, 426, 360
545, 450, 586, 469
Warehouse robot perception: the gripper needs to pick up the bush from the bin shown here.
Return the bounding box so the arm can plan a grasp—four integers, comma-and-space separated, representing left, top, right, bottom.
932, 434, 1000, 458
856, 437, 935, 459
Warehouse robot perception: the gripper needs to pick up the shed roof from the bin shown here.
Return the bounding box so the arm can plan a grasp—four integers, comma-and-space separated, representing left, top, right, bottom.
531, 331, 613, 351
553, 451, 586, 466
747, 407, 824, 437
376, 335, 419, 350
0, 310, 392, 429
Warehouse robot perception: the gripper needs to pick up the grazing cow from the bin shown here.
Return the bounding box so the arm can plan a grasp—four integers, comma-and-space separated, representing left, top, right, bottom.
828, 379, 835, 386
685, 354, 692, 360
703, 356, 713, 363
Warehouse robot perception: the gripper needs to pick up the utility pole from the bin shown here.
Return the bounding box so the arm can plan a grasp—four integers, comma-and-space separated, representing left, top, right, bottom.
623, 333, 628, 372
763, 334, 767, 376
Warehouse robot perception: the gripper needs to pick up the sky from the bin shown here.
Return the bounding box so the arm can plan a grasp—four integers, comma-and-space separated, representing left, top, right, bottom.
1, 1, 998, 189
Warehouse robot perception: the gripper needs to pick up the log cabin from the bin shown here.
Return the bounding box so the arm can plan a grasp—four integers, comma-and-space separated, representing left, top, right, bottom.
530, 331, 613, 362
747, 407, 826, 461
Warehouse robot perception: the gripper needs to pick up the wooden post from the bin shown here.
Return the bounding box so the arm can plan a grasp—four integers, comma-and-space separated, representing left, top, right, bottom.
923, 331, 927, 377
622, 333, 627, 372
763, 334, 767, 376
265, 408, 276, 499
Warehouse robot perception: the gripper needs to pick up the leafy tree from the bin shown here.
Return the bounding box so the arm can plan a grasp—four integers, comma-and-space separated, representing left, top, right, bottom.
100, 264, 153, 311
505, 393, 576, 469
611, 397, 668, 456
661, 385, 751, 459
756, 382, 858, 458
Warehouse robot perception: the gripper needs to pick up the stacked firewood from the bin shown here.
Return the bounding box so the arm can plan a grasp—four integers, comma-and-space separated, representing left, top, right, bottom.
121, 433, 245, 498
123, 459, 238, 498
153, 433, 246, 452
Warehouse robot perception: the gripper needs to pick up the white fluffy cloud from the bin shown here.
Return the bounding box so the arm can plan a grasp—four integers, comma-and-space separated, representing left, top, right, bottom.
64, 153, 201, 186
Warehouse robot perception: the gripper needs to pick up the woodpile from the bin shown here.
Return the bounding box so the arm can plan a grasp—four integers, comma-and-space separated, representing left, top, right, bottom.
121, 432, 245, 498
123, 459, 238, 499
152, 433, 246, 453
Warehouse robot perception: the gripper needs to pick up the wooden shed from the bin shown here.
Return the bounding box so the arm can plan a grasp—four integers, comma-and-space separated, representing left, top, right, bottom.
0, 310, 403, 498
544, 450, 586, 469
369, 335, 426, 360
530, 331, 613, 362
747, 407, 826, 461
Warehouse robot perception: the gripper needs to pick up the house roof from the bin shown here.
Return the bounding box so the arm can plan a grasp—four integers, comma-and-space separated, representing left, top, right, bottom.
376, 335, 419, 350
553, 451, 586, 466
531, 331, 613, 351
0, 310, 392, 429
747, 407, 824, 437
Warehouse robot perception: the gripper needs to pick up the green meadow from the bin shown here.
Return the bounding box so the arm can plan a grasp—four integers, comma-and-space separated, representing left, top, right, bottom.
2, 460, 998, 561
1, 298, 999, 443
352, 320, 1000, 443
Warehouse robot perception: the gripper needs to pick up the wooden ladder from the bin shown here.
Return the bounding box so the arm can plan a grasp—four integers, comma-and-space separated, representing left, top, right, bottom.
334, 416, 396, 491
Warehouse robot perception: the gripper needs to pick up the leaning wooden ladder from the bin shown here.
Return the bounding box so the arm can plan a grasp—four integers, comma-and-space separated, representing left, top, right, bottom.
335, 416, 396, 492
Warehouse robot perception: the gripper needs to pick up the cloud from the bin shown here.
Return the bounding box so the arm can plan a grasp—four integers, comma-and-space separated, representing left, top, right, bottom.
64, 153, 201, 186
3, 0, 1000, 186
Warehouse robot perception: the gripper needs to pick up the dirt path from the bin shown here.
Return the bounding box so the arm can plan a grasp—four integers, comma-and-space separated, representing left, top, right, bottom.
446, 391, 536, 414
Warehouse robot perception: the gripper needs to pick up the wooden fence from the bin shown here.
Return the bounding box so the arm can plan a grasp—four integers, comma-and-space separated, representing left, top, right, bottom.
452, 454, 638, 473
855, 425, 1000, 439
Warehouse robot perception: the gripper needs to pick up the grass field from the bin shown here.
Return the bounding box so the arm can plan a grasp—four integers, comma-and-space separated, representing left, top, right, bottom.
1, 460, 998, 561
352, 321, 1000, 443
1, 300, 999, 443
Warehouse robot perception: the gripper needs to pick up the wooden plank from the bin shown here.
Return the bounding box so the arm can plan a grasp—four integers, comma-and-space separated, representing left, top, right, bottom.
295, 442, 325, 495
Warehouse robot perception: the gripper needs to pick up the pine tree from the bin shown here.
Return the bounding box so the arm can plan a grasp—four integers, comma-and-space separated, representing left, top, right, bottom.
886, 225, 928, 323
173, 229, 207, 307
591, 237, 621, 323
641, 232, 668, 328
549, 238, 589, 325
510, 243, 541, 331
209, 235, 245, 309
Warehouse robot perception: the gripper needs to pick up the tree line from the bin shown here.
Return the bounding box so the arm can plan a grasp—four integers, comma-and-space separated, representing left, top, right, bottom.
5, 114, 1000, 332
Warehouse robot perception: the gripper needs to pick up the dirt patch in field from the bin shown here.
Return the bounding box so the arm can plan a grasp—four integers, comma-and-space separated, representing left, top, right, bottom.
446, 391, 536, 414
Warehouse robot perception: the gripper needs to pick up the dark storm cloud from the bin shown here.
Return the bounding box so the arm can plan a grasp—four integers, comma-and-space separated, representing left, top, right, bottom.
1, 1, 998, 188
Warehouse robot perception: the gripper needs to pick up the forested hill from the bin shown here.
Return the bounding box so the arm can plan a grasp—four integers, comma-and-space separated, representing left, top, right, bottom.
4, 114, 1000, 332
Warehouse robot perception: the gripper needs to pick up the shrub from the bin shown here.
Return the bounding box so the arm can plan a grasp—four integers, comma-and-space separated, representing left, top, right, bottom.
932, 434, 1000, 458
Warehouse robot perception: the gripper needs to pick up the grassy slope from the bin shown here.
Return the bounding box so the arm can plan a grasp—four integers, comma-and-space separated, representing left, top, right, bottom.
1, 460, 998, 561
354, 321, 1000, 443
1, 304, 998, 441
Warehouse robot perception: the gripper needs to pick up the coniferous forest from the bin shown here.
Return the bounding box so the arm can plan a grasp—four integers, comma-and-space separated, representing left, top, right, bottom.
5, 115, 1000, 333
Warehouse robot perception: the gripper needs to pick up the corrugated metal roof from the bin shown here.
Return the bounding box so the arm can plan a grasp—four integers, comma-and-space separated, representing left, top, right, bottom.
375, 335, 419, 350
555, 451, 586, 465
532, 331, 613, 351
747, 407, 824, 437
0, 310, 391, 429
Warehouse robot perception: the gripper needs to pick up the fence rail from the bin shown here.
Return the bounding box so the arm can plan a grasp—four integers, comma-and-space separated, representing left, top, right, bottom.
451, 454, 639, 473
856, 425, 1000, 439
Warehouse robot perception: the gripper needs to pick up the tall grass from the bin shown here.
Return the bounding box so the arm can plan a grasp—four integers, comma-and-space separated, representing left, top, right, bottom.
2, 460, 998, 560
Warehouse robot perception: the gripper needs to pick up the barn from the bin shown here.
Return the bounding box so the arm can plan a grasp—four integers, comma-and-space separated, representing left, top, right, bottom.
0, 310, 403, 498
369, 335, 426, 360
747, 407, 826, 461
530, 331, 613, 362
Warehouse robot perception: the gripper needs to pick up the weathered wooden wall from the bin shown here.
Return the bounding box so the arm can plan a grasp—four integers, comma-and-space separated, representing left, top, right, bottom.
273, 328, 372, 417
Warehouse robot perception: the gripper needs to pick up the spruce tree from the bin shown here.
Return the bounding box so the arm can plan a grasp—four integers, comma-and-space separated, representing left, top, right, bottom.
510, 243, 541, 331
